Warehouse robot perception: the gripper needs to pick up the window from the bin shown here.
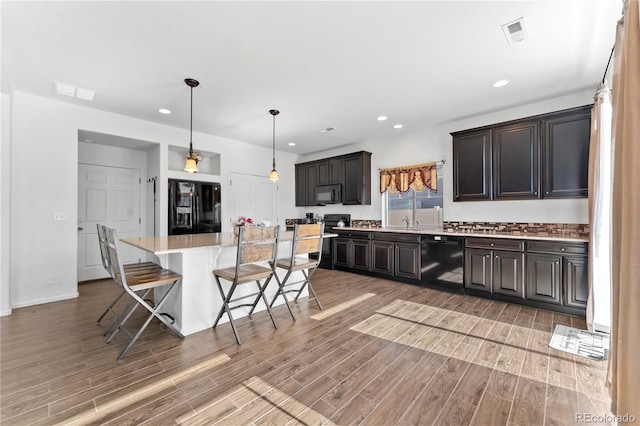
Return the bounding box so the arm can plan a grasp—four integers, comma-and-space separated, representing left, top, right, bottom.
385, 164, 443, 228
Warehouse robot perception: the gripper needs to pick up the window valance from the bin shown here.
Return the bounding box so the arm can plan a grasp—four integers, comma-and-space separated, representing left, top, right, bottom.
379, 162, 438, 194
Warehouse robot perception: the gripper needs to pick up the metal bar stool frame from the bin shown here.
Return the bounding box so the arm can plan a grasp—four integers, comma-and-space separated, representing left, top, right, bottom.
95, 224, 161, 336
102, 226, 184, 360
212, 225, 280, 344
270, 223, 325, 321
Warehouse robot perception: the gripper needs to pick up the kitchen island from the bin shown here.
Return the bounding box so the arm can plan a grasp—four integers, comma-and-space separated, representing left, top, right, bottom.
121, 230, 334, 336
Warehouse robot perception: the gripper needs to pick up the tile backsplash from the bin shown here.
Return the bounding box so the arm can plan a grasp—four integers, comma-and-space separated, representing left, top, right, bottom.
443, 221, 589, 237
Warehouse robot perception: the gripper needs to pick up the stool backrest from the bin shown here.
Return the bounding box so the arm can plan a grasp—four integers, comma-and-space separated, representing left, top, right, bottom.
103, 226, 128, 288
293, 223, 324, 257
236, 225, 280, 265
97, 223, 116, 278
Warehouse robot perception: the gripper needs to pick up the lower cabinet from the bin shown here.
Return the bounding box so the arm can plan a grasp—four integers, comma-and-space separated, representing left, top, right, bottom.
394, 243, 421, 280
336, 231, 421, 281
465, 237, 589, 315
333, 233, 371, 271
464, 241, 525, 298
526, 241, 588, 310
371, 241, 394, 275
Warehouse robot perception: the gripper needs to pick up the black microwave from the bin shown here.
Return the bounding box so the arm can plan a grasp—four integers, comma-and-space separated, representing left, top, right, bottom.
315, 184, 341, 204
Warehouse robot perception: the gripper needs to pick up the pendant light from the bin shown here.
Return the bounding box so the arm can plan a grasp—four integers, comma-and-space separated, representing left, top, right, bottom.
269, 109, 280, 182
184, 78, 200, 173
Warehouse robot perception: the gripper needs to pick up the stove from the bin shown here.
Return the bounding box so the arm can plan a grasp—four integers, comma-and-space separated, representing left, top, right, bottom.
316, 213, 351, 269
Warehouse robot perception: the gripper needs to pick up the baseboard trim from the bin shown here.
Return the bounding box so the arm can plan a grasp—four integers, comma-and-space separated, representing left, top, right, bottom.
11, 292, 79, 310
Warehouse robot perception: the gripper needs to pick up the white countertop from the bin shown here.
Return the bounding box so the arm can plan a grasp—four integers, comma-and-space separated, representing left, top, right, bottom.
335, 226, 588, 243
122, 231, 338, 255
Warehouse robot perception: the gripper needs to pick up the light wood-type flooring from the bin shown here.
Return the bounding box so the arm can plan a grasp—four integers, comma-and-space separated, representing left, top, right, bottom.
1, 269, 613, 425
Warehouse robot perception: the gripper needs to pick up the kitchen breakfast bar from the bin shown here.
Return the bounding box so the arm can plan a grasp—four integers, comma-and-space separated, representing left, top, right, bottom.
121, 230, 329, 336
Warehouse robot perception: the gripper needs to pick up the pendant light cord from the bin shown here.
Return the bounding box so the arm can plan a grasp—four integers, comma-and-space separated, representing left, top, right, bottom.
189, 85, 194, 155
272, 113, 276, 169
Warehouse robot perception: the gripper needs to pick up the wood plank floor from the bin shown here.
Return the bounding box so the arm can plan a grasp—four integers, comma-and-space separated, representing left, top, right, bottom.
1, 269, 613, 425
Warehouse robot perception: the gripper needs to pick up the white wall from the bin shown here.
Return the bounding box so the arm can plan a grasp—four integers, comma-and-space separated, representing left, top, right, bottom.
298, 90, 593, 225
1, 93, 12, 315
5, 91, 299, 310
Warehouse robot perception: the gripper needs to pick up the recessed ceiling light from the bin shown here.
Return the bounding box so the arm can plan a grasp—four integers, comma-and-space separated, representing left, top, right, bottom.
492, 79, 509, 88
288, 142, 296, 146
393, 124, 403, 129
158, 108, 171, 114
377, 116, 388, 121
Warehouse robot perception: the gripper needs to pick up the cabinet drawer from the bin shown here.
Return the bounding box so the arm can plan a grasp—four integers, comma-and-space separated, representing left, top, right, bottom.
334, 230, 371, 240
372, 232, 420, 244
526, 241, 587, 255
465, 238, 524, 251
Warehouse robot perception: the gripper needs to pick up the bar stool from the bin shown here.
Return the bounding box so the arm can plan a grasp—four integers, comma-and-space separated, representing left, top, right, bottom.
270, 223, 325, 321
102, 226, 184, 361
95, 224, 161, 335
212, 225, 280, 344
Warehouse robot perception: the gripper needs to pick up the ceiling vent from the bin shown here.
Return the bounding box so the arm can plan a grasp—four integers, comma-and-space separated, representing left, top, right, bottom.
502, 17, 528, 45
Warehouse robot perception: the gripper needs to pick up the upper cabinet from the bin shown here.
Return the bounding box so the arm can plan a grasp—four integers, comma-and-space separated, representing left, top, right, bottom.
453, 130, 492, 201
452, 105, 591, 202
295, 151, 371, 206
542, 108, 591, 198
492, 120, 539, 199
343, 152, 371, 205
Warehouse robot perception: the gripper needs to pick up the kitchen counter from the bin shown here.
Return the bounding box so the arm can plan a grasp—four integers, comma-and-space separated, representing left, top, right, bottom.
336, 226, 588, 243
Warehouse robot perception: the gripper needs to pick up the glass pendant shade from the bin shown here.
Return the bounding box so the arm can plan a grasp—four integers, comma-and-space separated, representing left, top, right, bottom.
184, 156, 198, 173
269, 168, 279, 182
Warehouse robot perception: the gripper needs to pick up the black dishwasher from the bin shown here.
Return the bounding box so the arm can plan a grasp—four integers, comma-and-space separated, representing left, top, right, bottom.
421, 235, 464, 292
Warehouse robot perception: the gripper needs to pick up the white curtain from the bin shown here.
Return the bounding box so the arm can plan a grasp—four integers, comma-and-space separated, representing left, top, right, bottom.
586, 83, 612, 333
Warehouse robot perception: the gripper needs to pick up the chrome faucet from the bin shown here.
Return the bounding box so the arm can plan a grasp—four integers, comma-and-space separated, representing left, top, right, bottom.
402, 216, 410, 228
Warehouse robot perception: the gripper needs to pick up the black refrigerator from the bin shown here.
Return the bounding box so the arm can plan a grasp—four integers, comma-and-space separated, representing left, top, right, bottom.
168, 179, 221, 235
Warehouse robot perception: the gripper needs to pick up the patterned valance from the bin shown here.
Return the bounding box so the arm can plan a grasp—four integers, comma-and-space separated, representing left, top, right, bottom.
379, 162, 437, 194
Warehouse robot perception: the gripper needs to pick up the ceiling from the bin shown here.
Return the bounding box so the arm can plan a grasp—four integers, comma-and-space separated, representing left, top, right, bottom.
1, 1, 619, 155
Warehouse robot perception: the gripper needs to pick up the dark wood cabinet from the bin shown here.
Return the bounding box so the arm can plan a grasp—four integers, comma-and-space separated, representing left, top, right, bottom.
316, 160, 329, 185
328, 157, 343, 184
526, 241, 588, 312
343, 152, 372, 205
564, 255, 588, 309
542, 106, 591, 198
452, 105, 591, 201
526, 253, 562, 305
492, 250, 525, 297
294, 151, 370, 206
395, 243, 421, 280
305, 163, 317, 205
492, 121, 539, 199
464, 239, 524, 298
371, 240, 394, 275
464, 248, 492, 292
295, 164, 307, 206
333, 232, 371, 271
452, 130, 492, 201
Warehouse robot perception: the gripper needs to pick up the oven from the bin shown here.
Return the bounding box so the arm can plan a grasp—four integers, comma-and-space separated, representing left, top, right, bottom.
313, 213, 351, 269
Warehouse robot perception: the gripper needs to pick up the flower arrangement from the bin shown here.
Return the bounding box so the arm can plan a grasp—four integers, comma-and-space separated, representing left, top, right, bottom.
232, 216, 253, 227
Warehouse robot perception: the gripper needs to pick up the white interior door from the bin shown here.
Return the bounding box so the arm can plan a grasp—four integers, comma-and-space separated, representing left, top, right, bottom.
78, 164, 141, 281
229, 172, 278, 228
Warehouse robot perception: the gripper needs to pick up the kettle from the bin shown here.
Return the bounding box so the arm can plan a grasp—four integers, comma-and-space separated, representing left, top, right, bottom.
337, 219, 345, 227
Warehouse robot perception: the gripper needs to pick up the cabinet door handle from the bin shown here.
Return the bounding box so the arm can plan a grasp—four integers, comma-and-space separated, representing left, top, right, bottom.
561, 247, 565, 251
495, 255, 499, 259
